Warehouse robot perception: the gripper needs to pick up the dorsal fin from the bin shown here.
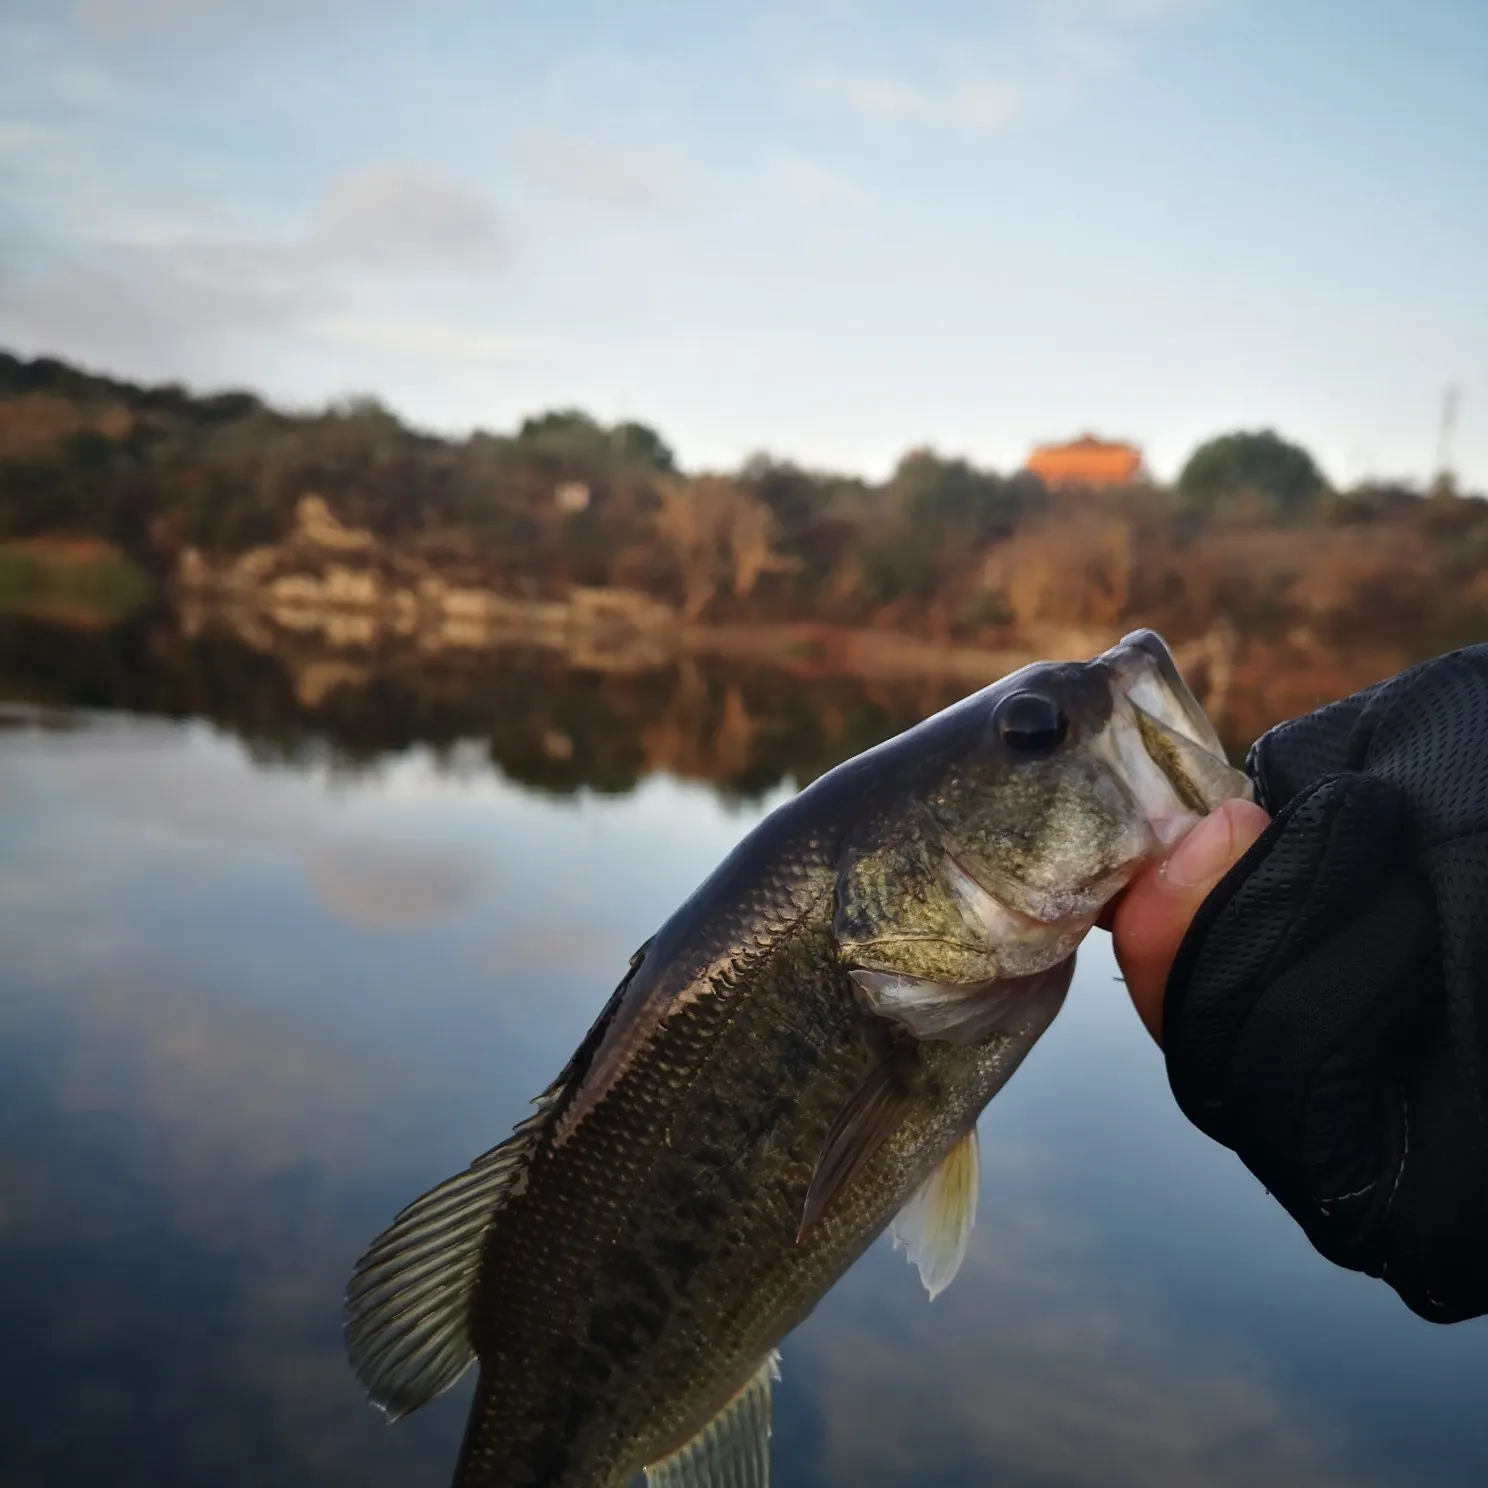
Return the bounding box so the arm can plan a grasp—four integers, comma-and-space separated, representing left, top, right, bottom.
344, 940, 652, 1420
645, 1352, 781, 1488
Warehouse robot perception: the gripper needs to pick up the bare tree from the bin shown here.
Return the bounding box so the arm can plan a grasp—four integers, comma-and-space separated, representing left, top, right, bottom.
654, 477, 798, 620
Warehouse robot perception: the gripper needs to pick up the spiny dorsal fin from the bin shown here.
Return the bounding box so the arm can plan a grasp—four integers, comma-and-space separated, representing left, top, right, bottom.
645, 1351, 781, 1488
890, 1124, 979, 1300
345, 938, 654, 1420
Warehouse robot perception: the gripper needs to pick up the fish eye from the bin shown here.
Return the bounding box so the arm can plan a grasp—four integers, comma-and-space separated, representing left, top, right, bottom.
994, 690, 1069, 754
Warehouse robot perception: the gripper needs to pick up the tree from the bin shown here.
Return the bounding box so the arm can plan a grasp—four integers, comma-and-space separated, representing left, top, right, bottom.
612, 420, 675, 472
516, 409, 675, 472
1178, 429, 1327, 523
516, 408, 603, 446
860, 449, 1035, 602
654, 477, 798, 619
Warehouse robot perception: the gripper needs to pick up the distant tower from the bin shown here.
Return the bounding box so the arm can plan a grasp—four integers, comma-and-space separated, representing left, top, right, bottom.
1435, 384, 1461, 488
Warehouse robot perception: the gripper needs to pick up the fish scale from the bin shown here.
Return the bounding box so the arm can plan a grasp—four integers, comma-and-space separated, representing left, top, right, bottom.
456, 921, 873, 1485
454, 922, 1069, 1486
345, 629, 1252, 1488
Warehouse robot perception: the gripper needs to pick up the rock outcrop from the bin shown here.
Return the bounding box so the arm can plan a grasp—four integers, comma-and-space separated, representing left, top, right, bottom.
177, 494, 679, 664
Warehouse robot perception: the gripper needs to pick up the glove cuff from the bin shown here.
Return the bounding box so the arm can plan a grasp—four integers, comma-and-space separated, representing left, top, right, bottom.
1163, 773, 1406, 1142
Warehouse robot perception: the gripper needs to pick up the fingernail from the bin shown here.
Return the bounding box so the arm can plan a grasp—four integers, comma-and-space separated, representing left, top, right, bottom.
1164, 802, 1241, 889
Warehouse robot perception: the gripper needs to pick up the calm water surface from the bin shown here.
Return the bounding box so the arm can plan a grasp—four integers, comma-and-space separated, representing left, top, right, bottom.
3, 687, 1487, 1487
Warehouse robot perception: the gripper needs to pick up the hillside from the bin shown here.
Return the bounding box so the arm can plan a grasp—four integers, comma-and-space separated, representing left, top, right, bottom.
1, 348, 1485, 668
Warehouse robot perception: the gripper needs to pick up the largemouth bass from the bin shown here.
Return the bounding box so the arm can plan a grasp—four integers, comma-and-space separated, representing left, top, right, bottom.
346, 629, 1249, 1488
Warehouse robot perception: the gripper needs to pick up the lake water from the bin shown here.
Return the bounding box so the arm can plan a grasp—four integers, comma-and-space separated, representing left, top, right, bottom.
3, 624, 1488, 1487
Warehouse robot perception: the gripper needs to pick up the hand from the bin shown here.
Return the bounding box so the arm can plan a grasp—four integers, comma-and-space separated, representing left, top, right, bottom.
1109, 799, 1271, 1044
1120, 647, 1488, 1323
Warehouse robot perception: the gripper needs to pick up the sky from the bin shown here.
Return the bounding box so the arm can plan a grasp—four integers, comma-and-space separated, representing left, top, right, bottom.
0, 0, 1484, 488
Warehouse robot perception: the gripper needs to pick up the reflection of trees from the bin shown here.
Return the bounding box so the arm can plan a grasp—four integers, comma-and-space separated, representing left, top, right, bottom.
0, 613, 966, 800
2, 608, 1478, 796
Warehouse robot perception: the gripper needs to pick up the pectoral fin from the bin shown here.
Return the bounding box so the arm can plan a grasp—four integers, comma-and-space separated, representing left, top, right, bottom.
645, 1352, 781, 1488
891, 1125, 979, 1300
850, 955, 1077, 1047
799, 1044, 921, 1240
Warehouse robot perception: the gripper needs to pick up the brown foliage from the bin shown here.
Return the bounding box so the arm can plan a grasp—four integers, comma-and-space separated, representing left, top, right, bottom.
2, 348, 1486, 672
653, 477, 800, 620
978, 509, 1215, 640
0, 394, 132, 459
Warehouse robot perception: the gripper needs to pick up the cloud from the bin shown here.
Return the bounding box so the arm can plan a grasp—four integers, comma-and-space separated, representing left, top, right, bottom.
306, 840, 481, 930
792, 1212, 1397, 1488
0, 163, 508, 379
526, 132, 678, 212
3, 719, 485, 931
1041, 0, 1200, 18
797, 62, 1032, 134
72, 0, 346, 45
0, 244, 335, 363
33, 972, 421, 1197
0, 249, 331, 391
792, 0, 1198, 136
317, 166, 507, 271
765, 153, 872, 211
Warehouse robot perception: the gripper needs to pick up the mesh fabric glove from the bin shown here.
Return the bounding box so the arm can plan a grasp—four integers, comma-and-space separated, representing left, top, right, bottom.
1165, 645, 1488, 1321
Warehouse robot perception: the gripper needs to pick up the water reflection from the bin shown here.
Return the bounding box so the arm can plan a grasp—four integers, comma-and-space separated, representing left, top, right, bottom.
2, 697, 1487, 1486
0, 612, 967, 800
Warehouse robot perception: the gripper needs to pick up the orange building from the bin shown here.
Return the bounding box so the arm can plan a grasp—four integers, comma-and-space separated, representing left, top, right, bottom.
1026, 433, 1144, 489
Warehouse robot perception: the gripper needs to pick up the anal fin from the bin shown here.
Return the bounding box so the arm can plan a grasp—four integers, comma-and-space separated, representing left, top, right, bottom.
645, 1352, 781, 1488
891, 1124, 979, 1300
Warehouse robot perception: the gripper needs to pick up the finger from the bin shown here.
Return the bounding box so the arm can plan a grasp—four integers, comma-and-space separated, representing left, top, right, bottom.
1111, 798, 1271, 1046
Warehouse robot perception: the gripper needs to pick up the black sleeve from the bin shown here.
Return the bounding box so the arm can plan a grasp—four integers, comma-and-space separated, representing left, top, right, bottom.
1163, 645, 1488, 1321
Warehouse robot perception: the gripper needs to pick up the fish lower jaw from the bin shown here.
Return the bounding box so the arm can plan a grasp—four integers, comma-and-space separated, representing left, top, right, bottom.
940, 856, 1099, 973
944, 855, 1112, 943
988, 917, 1092, 978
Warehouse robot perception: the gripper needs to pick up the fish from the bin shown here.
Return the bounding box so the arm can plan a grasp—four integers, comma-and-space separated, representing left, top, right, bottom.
345, 628, 1250, 1488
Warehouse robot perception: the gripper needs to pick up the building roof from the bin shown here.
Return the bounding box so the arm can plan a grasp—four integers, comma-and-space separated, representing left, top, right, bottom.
1025, 433, 1144, 487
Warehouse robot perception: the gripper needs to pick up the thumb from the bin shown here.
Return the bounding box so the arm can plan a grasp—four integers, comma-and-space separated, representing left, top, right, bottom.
1111, 798, 1271, 1046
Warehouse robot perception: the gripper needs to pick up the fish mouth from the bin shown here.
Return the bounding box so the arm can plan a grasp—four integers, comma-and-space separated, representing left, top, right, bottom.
1102, 628, 1226, 757
929, 632, 1248, 955
1096, 628, 1252, 850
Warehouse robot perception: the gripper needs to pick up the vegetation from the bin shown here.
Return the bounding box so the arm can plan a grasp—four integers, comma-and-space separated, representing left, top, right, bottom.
1177, 428, 1328, 524
3, 348, 1484, 795
0, 538, 151, 622
1, 349, 1485, 658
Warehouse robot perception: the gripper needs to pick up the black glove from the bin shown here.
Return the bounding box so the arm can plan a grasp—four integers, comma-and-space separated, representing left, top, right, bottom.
1164, 645, 1488, 1322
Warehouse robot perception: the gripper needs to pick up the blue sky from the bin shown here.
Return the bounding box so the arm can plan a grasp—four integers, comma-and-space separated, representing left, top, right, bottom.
0, 0, 1484, 487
